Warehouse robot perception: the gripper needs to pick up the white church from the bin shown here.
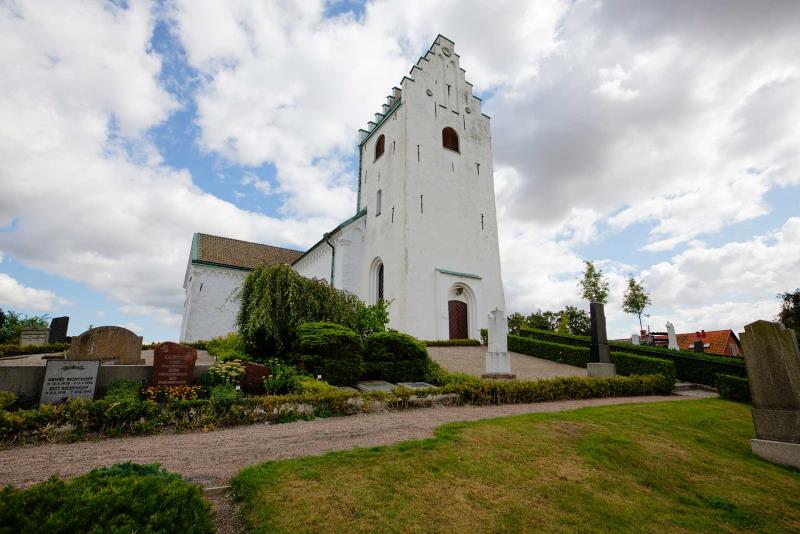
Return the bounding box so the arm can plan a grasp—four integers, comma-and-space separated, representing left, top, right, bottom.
180, 35, 506, 343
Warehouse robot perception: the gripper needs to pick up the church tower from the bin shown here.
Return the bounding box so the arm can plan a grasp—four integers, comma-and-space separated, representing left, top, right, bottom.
355, 34, 506, 340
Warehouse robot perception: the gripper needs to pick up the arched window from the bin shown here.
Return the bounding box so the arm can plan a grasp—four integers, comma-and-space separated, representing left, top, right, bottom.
376, 189, 382, 215
442, 127, 459, 153
375, 134, 385, 160
377, 263, 384, 301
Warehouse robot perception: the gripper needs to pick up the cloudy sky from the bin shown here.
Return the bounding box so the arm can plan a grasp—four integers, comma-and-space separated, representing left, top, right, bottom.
1, 0, 798, 341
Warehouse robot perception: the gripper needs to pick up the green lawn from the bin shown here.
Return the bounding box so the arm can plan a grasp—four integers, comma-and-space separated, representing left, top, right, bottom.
232, 400, 800, 533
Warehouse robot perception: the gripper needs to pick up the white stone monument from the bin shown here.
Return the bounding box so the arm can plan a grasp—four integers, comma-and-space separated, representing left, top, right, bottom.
483, 308, 515, 379
630, 333, 641, 345
666, 321, 679, 350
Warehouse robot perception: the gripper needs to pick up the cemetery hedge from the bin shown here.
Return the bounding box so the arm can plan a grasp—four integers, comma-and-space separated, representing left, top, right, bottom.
0, 374, 669, 447
0, 462, 213, 534
365, 331, 429, 382
515, 327, 747, 386
716, 373, 751, 403
293, 322, 365, 386
0, 342, 70, 358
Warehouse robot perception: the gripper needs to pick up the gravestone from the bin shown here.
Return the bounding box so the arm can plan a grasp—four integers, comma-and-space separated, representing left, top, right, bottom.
240, 362, 269, 395
39, 359, 101, 405
588, 303, 616, 377
20, 329, 50, 347
740, 320, 800, 468
152, 342, 197, 386
68, 326, 144, 364
483, 308, 515, 379
48, 316, 69, 343
666, 321, 679, 350
356, 380, 397, 393
630, 333, 641, 345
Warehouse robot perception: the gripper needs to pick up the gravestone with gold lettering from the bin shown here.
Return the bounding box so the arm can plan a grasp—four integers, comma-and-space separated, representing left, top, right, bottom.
152, 342, 197, 386
40, 360, 101, 405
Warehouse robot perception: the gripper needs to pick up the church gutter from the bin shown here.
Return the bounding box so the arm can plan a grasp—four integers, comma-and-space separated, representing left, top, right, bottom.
435, 268, 482, 280
325, 234, 335, 286
291, 209, 367, 267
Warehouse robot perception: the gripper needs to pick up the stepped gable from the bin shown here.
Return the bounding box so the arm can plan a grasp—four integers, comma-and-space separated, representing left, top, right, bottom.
358, 34, 485, 144
193, 233, 303, 270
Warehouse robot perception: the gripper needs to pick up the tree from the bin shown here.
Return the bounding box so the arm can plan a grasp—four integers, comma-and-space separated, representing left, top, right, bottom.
777, 288, 800, 341
578, 260, 609, 304
622, 276, 652, 331
560, 306, 591, 336
0, 309, 49, 344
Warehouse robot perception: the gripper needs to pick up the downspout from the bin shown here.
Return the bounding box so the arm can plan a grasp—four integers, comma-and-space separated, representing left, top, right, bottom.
324, 233, 335, 287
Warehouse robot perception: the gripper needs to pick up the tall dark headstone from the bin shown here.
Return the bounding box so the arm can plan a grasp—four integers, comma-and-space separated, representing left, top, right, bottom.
152, 342, 197, 386
589, 302, 611, 363
740, 320, 800, 468
588, 302, 616, 377
48, 316, 69, 344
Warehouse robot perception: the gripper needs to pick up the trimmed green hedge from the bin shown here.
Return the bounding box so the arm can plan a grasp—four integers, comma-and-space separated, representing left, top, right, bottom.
0, 463, 213, 533
508, 335, 590, 367
611, 352, 676, 392
424, 339, 481, 346
0, 342, 70, 358
516, 327, 746, 385
717, 373, 751, 403
365, 331, 429, 383
294, 322, 364, 386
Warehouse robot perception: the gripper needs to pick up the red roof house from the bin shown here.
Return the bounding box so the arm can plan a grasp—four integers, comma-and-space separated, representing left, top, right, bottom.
675, 329, 743, 357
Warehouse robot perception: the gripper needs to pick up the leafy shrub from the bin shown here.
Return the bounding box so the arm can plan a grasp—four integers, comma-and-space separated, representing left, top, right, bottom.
294, 322, 364, 386
206, 333, 250, 362
515, 327, 747, 385
0, 462, 213, 534
263, 358, 303, 395
717, 373, 751, 403
610, 352, 675, 392
205, 360, 246, 387
508, 335, 590, 367
210, 384, 240, 411
298, 376, 339, 394
0, 342, 70, 358
143, 385, 203, 402
480, 328, 488, 345
238, 264, 375, 359
424, 339, 481, 347
0, 391, 16, 411
103, 379, 143, 403
365, 331, 429, 382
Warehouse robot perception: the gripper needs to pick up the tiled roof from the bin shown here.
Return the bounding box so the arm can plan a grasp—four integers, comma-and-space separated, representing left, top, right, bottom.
675, 329, 739, 356
193, 233, 303, 271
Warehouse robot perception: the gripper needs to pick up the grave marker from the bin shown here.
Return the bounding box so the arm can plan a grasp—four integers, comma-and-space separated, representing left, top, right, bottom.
240, 362, 269, 395
48, 316, 69, 344
20, 329, 50, 347
152, 342, 197, 386
39, 360, 100, 405
588, 302, 616, 377
69, 326, 143, 364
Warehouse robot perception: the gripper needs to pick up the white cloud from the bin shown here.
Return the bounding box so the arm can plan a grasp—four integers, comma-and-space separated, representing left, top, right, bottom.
0, 273, 70, 312
240, 173, 272, 195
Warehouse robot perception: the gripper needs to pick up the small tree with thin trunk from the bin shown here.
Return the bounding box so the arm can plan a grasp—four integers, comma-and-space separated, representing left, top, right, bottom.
777, 288, 800, 345
622, 276, 652, 331
578, 260, 609, 304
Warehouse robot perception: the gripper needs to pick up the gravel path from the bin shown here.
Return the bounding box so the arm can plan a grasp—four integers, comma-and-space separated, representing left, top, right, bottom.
428, 345, 587, 379
0, 395, 689, 489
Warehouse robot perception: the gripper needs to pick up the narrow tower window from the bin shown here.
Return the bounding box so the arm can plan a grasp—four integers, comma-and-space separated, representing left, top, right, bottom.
377, 263, 384, 301
376, 189, 382, 216
375, 134, 385, 160
442, 127, 459, 153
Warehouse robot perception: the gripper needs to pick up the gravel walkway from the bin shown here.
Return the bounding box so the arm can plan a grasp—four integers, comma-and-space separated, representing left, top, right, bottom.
0, 395, 689, 489
428, 345, 587, 379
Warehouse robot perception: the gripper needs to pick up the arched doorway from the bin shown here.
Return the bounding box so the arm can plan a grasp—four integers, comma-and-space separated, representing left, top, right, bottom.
448, 300, 468, 339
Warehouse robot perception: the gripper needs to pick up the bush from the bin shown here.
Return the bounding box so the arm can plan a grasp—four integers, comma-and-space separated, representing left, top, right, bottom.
298, 376, 339, 394
210, 384, 240, 411
238, 264, 380, 360
103, 379, 142, 403
480, 328, 488, 345
294, 322, 364, 386
508, 335, 590, 367
204, 360, 245, 387
364, 331, 430, 383
516, 327, 747, 385
610, 352, 676, 392
0, 462, 213, 533
263, 358, 303, 395
206, 333, 249, 362
0, 391, 16, 411
143, 385, 203, 402
424, 339, 481, 346
0, 342, 70, 358
717, 373, 751, 403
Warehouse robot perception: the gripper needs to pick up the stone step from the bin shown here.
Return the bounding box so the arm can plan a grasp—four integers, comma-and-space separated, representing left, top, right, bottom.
674, 382, 718, 393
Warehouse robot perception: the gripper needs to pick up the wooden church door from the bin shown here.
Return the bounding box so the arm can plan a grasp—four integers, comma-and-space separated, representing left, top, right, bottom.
448, 300, 468, 339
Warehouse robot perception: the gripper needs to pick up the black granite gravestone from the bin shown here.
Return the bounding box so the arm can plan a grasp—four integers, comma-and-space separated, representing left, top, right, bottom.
48, 316, 69, 343
589, 302, 611, 364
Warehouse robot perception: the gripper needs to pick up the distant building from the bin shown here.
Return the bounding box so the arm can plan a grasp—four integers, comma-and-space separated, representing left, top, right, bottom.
675, 329, 744, 357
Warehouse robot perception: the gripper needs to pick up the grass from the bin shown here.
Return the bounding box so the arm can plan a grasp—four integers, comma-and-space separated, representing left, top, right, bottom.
232, 399, 800, 533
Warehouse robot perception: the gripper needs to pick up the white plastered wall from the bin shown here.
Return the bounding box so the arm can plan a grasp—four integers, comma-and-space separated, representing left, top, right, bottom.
179, 263, 248, 342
